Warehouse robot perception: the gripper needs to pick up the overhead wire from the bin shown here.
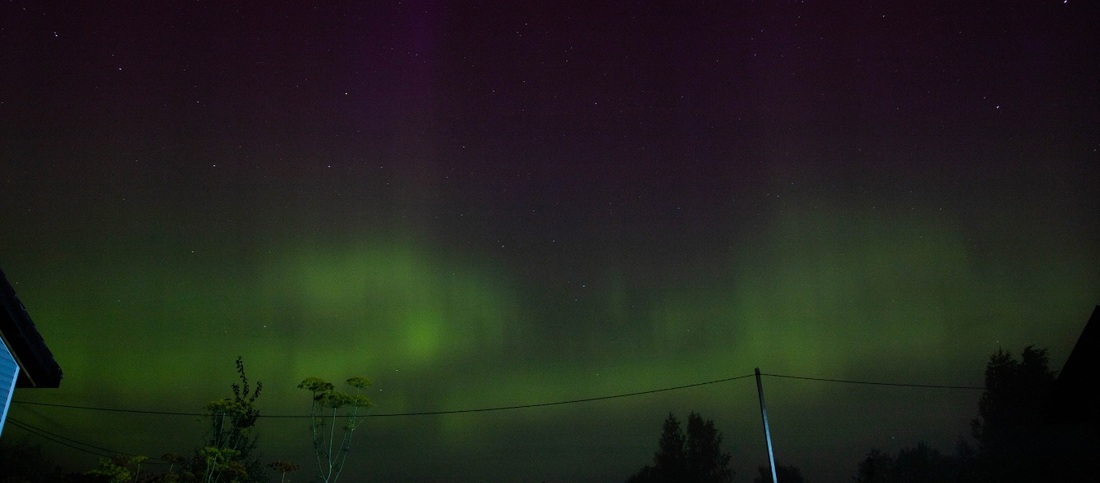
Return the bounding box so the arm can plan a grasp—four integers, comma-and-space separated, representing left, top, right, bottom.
5, 371, 986, 463
12, 401, 207, 417
12, 373, 756, 418
321, 373, 758, 418
760, 373, 984, 390
11, 371, 982, 419
6, 416, 122, 460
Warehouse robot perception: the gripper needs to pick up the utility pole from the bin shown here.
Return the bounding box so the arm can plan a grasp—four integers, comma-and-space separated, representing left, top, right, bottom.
756, 368, 778, 483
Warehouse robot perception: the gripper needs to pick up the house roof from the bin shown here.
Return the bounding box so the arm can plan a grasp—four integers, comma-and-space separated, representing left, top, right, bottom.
0, 268, 62, 388
1048, 305, 1099, 427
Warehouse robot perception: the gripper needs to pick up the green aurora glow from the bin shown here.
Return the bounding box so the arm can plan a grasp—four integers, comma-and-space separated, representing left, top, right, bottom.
2, 2, 1098, 481
4, 192, 1095, 481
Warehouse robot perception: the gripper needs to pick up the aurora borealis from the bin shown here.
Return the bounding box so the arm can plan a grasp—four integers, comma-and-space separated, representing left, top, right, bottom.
2, 1, 1098, 481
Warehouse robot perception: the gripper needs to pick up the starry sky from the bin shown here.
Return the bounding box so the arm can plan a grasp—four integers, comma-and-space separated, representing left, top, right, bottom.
2, 1, 1098, 482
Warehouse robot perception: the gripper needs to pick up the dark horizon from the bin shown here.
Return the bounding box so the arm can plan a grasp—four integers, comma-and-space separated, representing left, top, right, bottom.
4, 328, 1092, 482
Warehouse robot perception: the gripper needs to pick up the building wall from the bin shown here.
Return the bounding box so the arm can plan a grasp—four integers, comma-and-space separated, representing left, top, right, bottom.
0, 340, 19, 437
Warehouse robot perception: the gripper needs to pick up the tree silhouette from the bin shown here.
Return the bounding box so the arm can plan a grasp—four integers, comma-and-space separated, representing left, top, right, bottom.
685, 413, 732, 482
627, 412, 732, 483
753, 463, 805, 483
970, 345, 1096, 482
853, 443, 961, 483
854, 345, 1100, 482
972, 346, 1054, 457
854, 449, 894, 483
652, 413, 686, 479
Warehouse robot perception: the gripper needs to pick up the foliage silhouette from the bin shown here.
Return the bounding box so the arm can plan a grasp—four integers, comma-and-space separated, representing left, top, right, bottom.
85, 455, 149, 483
0, 439, 64, 482
195, 356, 266, 483
266, 460, 300, 483
297, 376, 373, 483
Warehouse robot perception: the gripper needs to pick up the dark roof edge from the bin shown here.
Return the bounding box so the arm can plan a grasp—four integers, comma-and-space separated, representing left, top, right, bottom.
1047, 305, 1099, 423
0, 268, 63, 388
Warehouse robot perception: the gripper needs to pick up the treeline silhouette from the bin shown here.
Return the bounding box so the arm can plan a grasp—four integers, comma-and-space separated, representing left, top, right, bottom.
852, 346, 1097, 483
3, 345, 1099, 482
624, 345, 1099, 483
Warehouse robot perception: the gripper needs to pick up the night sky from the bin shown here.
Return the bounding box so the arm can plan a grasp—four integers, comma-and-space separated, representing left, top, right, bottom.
2, 1, 1098, 482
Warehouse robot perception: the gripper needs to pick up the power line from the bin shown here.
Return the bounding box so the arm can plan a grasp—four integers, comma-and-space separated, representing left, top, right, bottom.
4, 369, 990, 464
7, 417, 173, 465
760, 373, 984, 390
6, 417, 125, 460
3, 374, 755, 461
11, 401, 208, 417
10, 371, 984, 419
305, 373, 758, 418
12, 374, 756, 418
